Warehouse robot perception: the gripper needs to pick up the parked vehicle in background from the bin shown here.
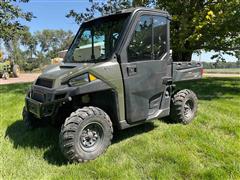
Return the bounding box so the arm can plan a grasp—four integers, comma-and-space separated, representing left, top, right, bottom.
0, 51, 20, 79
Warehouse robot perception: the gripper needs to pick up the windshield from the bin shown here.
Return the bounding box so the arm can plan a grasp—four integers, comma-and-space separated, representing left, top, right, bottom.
65, 13, 130, 63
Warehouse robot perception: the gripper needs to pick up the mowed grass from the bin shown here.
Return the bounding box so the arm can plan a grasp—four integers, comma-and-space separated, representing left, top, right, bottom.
204, 68, 240, 74
0, 77, 240, 179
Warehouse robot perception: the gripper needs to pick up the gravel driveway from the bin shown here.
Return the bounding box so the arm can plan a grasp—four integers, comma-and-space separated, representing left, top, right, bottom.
0, 73, 40, 85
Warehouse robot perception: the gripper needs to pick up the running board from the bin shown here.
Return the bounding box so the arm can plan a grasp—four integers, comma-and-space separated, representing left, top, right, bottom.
118, 108, 170, 130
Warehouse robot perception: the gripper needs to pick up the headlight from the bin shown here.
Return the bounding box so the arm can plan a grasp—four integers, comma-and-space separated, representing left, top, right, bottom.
68, 73, 97, 86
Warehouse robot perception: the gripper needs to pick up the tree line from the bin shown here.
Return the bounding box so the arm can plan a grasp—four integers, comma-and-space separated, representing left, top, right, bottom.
3, 29, 73, 71
202, 61, 240, 69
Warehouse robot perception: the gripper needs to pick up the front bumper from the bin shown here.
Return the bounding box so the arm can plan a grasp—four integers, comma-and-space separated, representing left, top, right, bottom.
25, 97, 58, 118
25, 85, 77, 119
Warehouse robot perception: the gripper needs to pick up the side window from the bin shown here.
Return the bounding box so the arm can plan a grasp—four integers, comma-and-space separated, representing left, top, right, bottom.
127, 15, 153, 62
153, 16, 167, 59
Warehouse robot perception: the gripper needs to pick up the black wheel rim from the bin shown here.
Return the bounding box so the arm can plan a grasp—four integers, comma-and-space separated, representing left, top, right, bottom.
184, 99, 194, 120
79, 122, 104, 152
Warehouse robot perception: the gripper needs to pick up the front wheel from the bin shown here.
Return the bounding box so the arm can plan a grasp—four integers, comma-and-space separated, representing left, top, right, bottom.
2, 72, 9, 80
59, 106, 113, 163
170, 89, 198, 124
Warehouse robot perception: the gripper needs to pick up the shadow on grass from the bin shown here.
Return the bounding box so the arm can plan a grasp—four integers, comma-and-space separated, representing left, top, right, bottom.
5, 120, 156, 166
176, 77, 240, 100
5, 120, 67, 166
112, 122, 156, 144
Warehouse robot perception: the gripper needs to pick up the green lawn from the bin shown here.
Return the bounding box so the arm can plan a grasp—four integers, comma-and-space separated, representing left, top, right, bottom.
0, 77, 240, 179
204, 68, 240, 74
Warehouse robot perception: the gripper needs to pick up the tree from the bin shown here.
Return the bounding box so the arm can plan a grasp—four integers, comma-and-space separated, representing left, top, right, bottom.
0, 0, 34, 41
1, 0, 34, 70
155, 0, 240, 61
4, 35, 26, 68
3, 26, 38, 67
66, 0, 131, 24
3, 28, 74, 71
66, 0, 240, 61
35, 29, 73, 59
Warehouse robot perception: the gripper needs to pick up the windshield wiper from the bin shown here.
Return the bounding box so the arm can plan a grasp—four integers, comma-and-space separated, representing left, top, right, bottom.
74, 59, 100, 63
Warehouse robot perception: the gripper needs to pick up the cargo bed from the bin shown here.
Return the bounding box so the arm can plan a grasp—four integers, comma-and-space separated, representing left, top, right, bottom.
172, 61, 203, 82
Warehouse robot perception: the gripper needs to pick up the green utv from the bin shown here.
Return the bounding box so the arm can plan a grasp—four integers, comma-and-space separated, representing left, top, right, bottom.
23, 8, 203, 163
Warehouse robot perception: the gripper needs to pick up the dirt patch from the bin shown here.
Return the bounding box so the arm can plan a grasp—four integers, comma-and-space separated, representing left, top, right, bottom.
0, 73, 40, 85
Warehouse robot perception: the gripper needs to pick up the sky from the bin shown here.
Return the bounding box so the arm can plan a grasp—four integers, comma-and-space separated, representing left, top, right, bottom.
14, 0, 238, 62
17, 0, 92, 33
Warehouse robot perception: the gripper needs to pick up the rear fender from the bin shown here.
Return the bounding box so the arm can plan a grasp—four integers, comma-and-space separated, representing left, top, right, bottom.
173, 61, 203, 82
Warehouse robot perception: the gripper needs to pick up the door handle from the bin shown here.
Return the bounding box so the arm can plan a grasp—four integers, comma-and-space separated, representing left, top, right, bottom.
127, 65, 137, 76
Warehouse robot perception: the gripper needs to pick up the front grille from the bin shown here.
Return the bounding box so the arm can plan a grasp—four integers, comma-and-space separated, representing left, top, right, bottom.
36, 78, 53, 88
32, 91, 45, 102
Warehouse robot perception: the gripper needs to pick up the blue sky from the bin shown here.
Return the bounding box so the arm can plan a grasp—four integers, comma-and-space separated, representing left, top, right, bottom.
17, 0, 92, 33
15, 0, 238, 62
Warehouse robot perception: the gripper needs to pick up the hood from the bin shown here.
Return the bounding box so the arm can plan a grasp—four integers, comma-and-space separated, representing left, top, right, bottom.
36, 62, 94, 87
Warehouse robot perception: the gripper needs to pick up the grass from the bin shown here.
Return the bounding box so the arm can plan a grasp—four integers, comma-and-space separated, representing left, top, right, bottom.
204, 68, 240, 74
0, 77, 240, 179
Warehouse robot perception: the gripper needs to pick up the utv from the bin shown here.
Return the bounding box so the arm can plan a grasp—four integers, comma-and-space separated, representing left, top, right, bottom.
23, 8, 203, 163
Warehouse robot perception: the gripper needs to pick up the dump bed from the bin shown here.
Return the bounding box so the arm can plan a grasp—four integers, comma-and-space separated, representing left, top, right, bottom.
172, 61, 203, 82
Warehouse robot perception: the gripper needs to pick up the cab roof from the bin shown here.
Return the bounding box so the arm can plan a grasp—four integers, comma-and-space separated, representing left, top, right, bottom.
117, 7, 170, 16
84, 7, 171, 23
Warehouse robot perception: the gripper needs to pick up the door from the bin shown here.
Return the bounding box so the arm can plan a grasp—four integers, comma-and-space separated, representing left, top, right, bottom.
121, 14, 170, 123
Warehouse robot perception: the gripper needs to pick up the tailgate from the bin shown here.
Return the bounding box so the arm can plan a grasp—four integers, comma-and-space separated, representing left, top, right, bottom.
173, 61, 203, 82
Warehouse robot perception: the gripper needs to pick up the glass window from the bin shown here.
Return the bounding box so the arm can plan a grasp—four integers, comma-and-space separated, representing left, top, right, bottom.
73, 29, 93, 62
73, 29, 106, 62
127, 15, 168, 62
65, 13, 130, 63
153, 16, 167, 59
127, 15, 153, 62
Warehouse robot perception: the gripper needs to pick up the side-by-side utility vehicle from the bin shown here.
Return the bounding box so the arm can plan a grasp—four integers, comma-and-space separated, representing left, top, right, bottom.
23, 8, 203, 163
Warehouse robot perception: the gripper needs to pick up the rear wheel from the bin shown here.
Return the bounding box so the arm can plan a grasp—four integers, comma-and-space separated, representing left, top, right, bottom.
59, 106, 113, 163
170, 89, 198, 124
13, 64, 20, 77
